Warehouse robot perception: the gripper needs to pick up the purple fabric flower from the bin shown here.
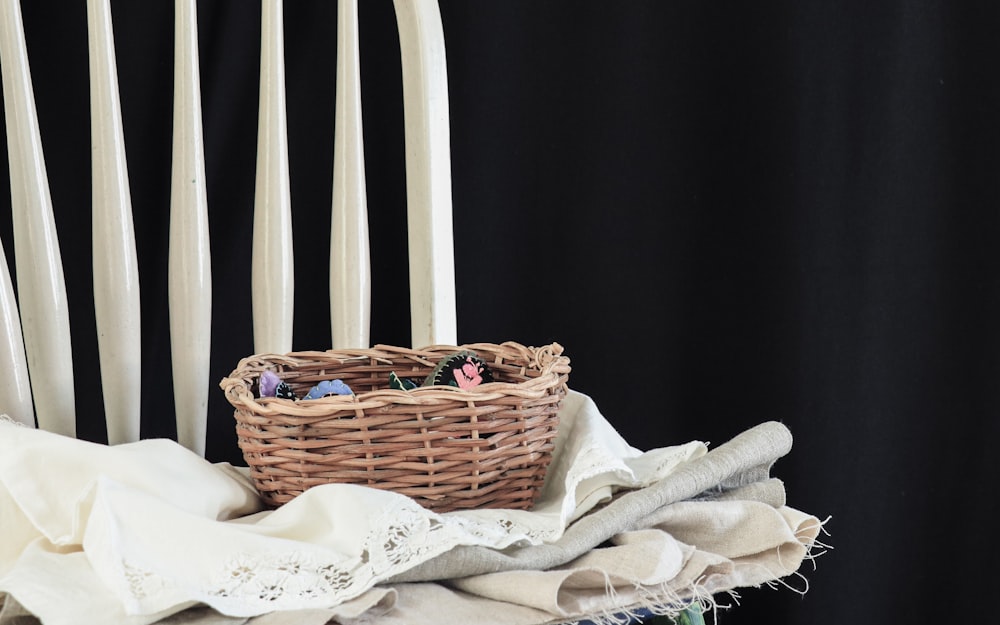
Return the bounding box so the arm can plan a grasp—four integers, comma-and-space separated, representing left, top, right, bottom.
259, 370, 281, 397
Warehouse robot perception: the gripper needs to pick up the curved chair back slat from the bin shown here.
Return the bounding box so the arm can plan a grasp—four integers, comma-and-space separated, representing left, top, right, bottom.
395, 0, 457, 348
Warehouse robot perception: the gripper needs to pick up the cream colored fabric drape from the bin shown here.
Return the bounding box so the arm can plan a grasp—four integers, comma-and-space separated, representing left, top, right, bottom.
0, 392, 825, 625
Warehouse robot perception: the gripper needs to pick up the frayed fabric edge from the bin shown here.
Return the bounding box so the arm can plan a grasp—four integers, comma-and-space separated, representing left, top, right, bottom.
550, 582, 728, 625
552, 516, 833, 625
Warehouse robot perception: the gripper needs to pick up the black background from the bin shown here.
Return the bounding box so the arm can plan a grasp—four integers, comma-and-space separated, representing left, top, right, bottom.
2, 2, 998, 623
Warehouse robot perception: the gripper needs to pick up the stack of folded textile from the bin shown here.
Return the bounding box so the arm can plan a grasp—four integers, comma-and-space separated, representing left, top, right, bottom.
0, 391, 826, 625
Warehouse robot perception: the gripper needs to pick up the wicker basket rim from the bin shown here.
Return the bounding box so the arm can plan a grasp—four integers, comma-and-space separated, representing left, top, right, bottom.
219, 341, 570, 411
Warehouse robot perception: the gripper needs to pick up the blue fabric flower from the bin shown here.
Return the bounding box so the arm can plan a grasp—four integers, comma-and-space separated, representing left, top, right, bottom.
303, 379, 353, 399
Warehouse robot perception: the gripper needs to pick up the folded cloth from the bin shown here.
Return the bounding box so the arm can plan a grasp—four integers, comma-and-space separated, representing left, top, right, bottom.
387, 415, 797, 583
0, 391, 824, 625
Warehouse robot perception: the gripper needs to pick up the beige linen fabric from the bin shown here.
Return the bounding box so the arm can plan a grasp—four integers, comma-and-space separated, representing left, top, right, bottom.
0, 391, 824, 625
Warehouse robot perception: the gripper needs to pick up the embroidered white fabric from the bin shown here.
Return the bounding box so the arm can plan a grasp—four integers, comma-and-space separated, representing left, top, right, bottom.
0, 391, 707, 622
0, 414, 25, 427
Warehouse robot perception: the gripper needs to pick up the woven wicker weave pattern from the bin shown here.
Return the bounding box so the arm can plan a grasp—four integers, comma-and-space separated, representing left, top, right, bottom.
220, 342, 570, 512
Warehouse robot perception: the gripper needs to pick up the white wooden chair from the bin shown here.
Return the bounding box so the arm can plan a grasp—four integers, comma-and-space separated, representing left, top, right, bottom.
0, 0, 455, 457
0, 4, 770, 624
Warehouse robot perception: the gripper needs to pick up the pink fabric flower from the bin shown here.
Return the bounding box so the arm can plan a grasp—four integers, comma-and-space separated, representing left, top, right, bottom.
454, 357, 485, 389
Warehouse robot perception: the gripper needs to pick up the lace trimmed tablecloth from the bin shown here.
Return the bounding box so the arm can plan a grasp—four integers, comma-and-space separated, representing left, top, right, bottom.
0, 391, 827, 625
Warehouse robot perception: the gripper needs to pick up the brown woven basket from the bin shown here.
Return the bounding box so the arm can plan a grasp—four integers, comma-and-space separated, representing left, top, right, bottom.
219, 341, 571, 513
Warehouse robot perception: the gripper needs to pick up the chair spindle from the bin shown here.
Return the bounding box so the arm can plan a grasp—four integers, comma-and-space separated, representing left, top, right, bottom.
0, 0, 75, 435
169, 0, 212, 456
330, 0, 371, 350
87, 0, 142, 445
394, 0, 457, 348
252, 0, 294, 355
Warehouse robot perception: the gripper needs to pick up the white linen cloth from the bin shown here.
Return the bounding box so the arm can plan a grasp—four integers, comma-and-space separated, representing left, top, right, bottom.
0, 392, 825, 625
